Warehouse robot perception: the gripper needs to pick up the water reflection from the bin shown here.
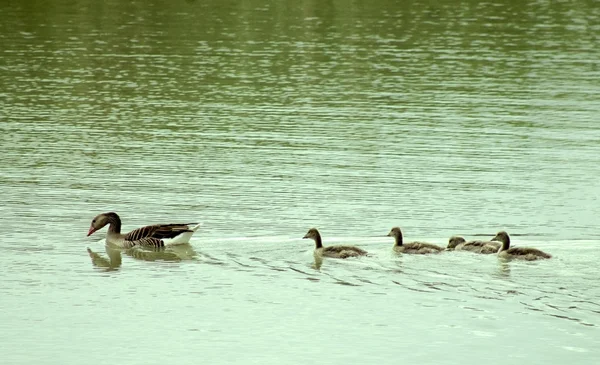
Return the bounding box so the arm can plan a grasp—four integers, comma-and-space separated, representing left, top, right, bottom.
2, 0, 599, 362
494, 260, 511, 278
87, 243, 198, 270
312, 255, 323, 270
87, 246, 122, 271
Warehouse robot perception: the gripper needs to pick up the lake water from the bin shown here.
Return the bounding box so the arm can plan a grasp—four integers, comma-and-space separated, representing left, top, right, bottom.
1, 0, 599, 364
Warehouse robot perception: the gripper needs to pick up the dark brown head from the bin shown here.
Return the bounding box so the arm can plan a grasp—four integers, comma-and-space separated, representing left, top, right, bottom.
303, 228, 323, 249
491, 231, 509, 243
303, 228, 320, 241
491, 231, 510, 250
387, 227, 403, 246
87, 212, 120, 236
447, 236, 466, 249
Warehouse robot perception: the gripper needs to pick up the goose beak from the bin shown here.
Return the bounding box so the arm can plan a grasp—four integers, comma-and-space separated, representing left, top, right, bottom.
302, 234, 308, 239
87, 226, 96, 237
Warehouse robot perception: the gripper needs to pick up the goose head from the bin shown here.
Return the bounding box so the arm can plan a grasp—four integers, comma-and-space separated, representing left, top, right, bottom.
87, 212, 117, 236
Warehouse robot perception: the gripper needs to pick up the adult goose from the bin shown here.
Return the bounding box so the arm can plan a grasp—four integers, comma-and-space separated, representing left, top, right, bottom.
87, 212, 201, 248
302, 228, 368, 259
387, 227, 443, 254
447, 236, 500, 254
492, 231, 551, 260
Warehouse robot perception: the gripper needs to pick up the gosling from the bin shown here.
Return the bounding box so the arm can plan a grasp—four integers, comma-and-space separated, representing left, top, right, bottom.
302, 228, 368, 259
492, 231, 551, 260
387, 227, 443, 254
447, 236, 500, 254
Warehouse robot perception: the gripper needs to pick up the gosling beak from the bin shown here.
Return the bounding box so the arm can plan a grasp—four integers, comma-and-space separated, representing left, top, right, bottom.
386, 232, 392, 237
302, 234, 309, 239
87, 226, 96, 237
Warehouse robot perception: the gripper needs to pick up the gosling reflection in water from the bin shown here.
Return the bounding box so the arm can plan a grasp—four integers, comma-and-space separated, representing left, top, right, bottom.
495, 260, 511, 278
312, 255, 323, 270
87, 243, 198, 270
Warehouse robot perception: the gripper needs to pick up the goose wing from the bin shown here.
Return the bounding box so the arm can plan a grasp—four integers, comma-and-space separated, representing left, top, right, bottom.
124, 223, 198, 242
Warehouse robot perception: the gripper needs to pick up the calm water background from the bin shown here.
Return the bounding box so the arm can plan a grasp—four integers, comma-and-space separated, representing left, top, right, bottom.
1, 0, 599, 364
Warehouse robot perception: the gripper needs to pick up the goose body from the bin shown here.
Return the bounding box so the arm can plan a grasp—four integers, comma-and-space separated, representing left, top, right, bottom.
492, 231, 551, 260
87, 212, 201, 248
302, 228, 367, 259
388, 227, 443, 254
447, 236, 500, 254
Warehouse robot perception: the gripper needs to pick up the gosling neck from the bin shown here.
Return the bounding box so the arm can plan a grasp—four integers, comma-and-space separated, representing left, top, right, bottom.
394, 232, 403, 247
497, 235, 510, 252
313, 232, 323, 249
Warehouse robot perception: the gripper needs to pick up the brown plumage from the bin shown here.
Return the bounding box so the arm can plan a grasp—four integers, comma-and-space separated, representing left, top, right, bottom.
477, 241, 502, 254
447, 236, 466, 250
492, 231, 551, 260
87, 212, 201, 248
387, 227, 443, 254
302, 228, 368, 259
447, 236, 500, 254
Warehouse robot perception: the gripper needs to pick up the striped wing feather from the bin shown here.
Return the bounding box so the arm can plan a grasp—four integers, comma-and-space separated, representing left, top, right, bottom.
133, 237, 166, 247
124, 223, 197, 244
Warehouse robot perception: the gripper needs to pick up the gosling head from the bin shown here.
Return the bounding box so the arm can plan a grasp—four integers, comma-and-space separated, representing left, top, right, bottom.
387, 227, 402, 238
447, 236, 466, 249
303, 228, 320, 241
491, 231, 510, 245
387, 227, 404, 246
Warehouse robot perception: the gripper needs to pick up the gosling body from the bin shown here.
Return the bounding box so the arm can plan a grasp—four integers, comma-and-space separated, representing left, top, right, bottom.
302, 228, 368, 259
493, 231, 551, 260
388, 227, 443, 254
447, 236, 500, 254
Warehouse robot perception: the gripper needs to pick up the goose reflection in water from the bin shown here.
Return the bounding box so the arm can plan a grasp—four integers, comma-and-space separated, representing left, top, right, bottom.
87, 243, 199, 270
87, 245, 122, 271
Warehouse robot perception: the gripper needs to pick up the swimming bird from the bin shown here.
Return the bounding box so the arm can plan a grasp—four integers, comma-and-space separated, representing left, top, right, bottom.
492, 231, 551, 260
447, 236, 500, 254
447, 236, 466, 250
87, 212, 201, 248
302, 228, 368, 259
387, 227, 443, 254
